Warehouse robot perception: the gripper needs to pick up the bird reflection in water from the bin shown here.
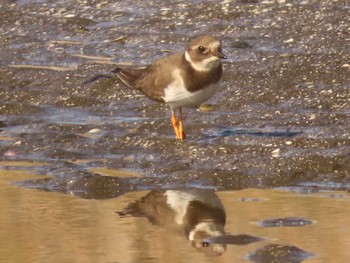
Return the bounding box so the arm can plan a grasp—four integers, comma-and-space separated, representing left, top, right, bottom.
117, 189, 262, 257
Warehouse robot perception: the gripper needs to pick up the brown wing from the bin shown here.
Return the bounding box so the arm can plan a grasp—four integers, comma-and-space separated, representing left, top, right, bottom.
112, 66, 147, 88
117, 190, 176, 226
114, 53, 183, 102
113, 65, 165, 102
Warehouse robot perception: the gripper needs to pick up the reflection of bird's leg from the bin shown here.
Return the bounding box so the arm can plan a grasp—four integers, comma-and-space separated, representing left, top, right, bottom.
178, 108, 186, 140
171, 109, 186, 140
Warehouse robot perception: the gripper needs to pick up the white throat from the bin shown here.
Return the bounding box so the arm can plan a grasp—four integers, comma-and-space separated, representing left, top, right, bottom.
188, 222, 225, 241
185, 51, 220, 72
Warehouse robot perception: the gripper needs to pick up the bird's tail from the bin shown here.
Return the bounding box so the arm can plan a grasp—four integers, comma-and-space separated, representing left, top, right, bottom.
82, 67, 122, 85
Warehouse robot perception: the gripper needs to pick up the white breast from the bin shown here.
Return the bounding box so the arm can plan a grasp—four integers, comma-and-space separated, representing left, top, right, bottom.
165, 189, 224, 225
162, 69, 219, 110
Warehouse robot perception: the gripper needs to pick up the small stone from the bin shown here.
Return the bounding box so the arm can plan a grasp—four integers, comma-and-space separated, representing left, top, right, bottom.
199, 104, 215, 112
4, 150, 17, 157
309, 113, 316, 120
87, 128, 102, 134
283, 38, 294, 43
271, 148, 280, 157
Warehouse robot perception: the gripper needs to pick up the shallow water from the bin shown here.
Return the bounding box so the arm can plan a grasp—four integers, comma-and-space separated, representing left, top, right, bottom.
1, 163, 350, 262
0, 0, 350, 262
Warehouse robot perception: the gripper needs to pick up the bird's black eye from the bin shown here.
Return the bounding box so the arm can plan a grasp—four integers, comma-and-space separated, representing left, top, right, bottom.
198, 46, 206, 53
202, 241, 210, 247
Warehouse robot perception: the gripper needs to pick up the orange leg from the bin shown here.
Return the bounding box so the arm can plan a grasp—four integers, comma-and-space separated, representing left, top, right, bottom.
178, 108, 186, 140
171, 109, 186, 140
171, 111, 181, 139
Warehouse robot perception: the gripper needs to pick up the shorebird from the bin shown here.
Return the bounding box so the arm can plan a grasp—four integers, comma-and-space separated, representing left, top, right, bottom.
117, 189, 227, 257
86, 35, 226, 139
